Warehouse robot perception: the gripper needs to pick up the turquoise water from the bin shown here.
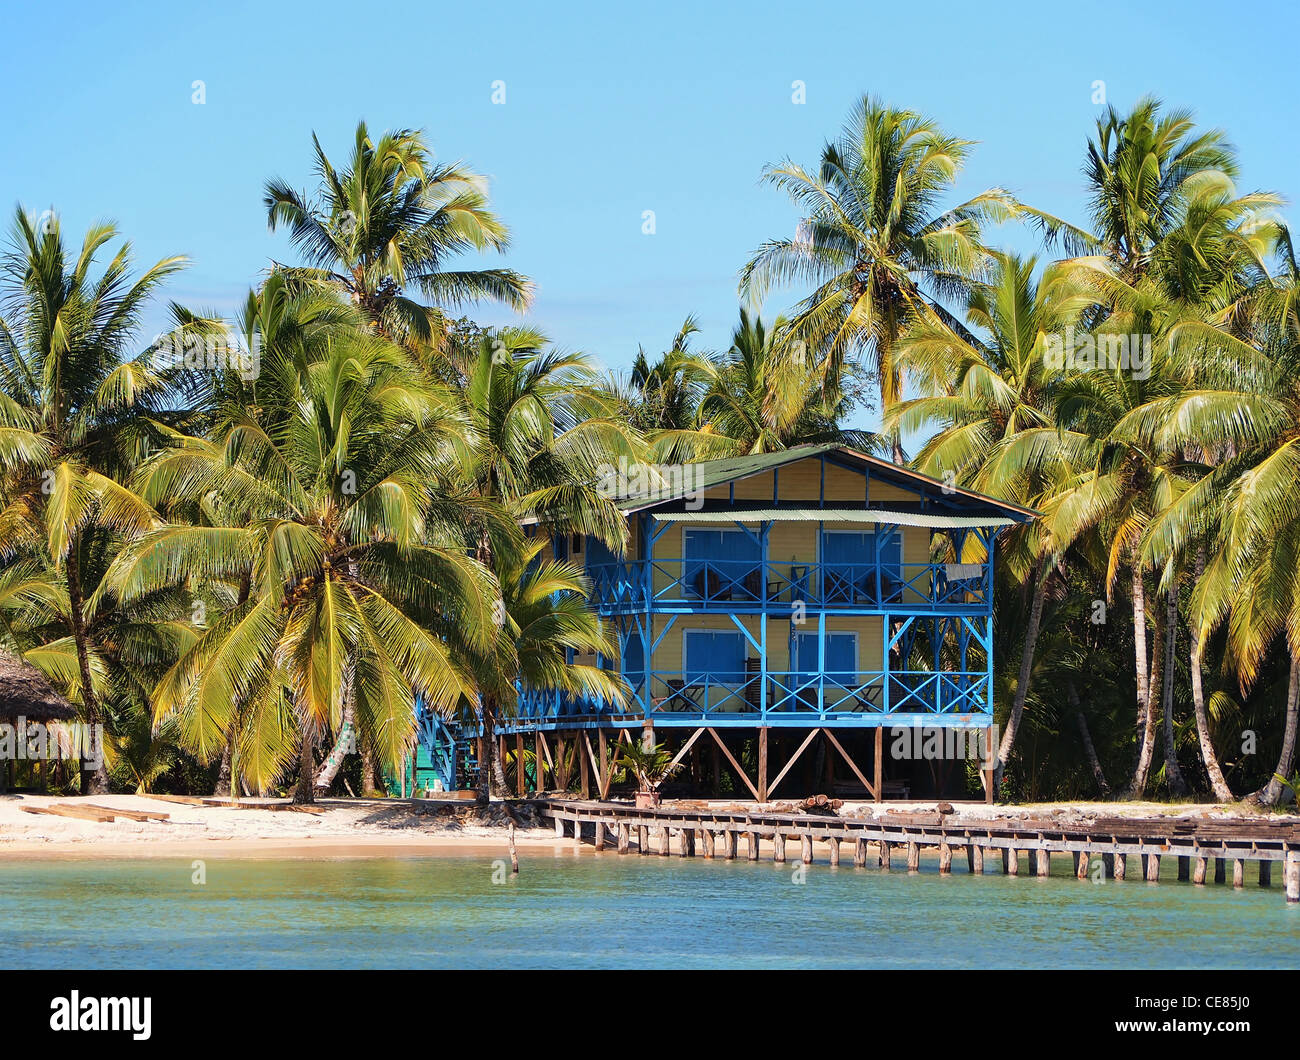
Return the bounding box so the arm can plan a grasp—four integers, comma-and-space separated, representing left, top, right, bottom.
4, 849, 1298, 968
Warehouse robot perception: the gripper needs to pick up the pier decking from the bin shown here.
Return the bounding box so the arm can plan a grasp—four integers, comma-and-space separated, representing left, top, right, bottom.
535, 800, 1300, 902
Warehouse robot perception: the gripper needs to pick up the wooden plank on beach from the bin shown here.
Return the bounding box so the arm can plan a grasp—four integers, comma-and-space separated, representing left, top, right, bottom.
22, 804, 115, 823
140, 794, 210, 805
84, 804, 169, 822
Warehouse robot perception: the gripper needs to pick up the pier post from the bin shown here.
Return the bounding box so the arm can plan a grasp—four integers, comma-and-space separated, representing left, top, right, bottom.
971, 844, 984, 875
723, 830, 737, 860
880, 841, 891, 870
773, 832, 786, 863
701, 829, 715, 859
658, 826, 670, 856
1178, 856, 1190, 881
854, 838, 867, 867
1285, 852, 1300, 902
938, 840, 952, 875
1102, 853, 1114, 879
800, 834, 813, 865
828, 838, 840, 866
637, 825, 648, 854
617, 823, 629, 854
1215, 858, 1226, 884
1193, 856, 1208, 884
1113, 852, 1126, 881
1004, 848, 1018, 876
1145, 854, 1161, 882
906, 842, 920, 872
555, 815, 565, 839
1259, 860, 1272, 887
1233, 859, 1245, 888
965, 844, 974, 874
1036, 849, 1050, 877
593, 822, 605, 850
747, 832, 760, 860
679, 828, 694, 857
1076, 851, 1089, 880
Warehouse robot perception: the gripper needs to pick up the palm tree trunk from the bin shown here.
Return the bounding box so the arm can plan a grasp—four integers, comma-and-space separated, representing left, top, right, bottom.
213, 736, 234, 797
1161, 582, 1188, 796
1188, 548, 1233, 801
66, 543, 108, 795
1067, 681, 1110, 796
1252, 650, 1300, 807
360, 743, 382, 796
313, 671, 356, 793
995, 560, 1047, 786
293, 725, 315, 804
477, 696, 509, 802
1128, 565, 1159, 797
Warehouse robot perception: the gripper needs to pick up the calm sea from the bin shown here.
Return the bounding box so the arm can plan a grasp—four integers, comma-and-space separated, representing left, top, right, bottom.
4, 848, 1297, 968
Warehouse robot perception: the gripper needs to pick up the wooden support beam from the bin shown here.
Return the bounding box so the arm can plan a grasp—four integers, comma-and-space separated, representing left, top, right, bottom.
971, 844, 983, 874
823, 728, 877, 800
828, 837, 840, 866
880, 840, 892, 870
1285, 852, 1300, 903
701, 828, 715, 859
723, 830, 737, 860
854, 838, 867, 867
1233, 858, 1245, 888
1005, 848, 1018, 876
907, 842, 920, 871
767, 728, 821, 800
773, 832, 786, 863
1036, 849, 1050, 877
747, 832, 760, 861
800, 834, 813, 865
658, 826, 670, 856
706, 728, 759, 801
593, 820, 605, 850
1145, 854, 1161, 882
678, 828, 694, 857
578, 732, 590, 799
516, 733, 526, 798
617, 822, 630, 854
637, 824, 648, 854
938, 840, 952, 874
1193, 855, 1208, 885
666, 728, 706, 774
1076, 851, 1089, 880
874, 727, 884, 803
1259, 860, 1272, 887
1113, 852, 1126, 881
598, 729, 610, 800
554, 814, 566, 839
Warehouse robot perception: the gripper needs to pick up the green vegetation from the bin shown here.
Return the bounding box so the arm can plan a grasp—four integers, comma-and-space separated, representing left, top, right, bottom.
1, 99, 1297, 806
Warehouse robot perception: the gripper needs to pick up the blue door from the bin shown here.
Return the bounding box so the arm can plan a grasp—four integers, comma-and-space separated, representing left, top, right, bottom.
822, 530, 901, 603
793, 632, 857, 703
684, 630, 746, 683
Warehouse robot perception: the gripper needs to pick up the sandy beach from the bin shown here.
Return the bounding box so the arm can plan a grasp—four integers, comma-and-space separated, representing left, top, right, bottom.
2, 792, 1292, 859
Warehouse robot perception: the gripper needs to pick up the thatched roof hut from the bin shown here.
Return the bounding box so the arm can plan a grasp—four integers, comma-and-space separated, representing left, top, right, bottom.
0, 651, 78, 723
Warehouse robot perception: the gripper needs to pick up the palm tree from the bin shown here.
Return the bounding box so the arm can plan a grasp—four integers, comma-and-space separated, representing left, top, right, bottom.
740, 96, 1043, 460
265, 121, 533, 348
695, 309, 871, 455
461, 539, 628, 797
887, 251, 1094, 780
451, 327, 639, 795
105, 292, 500, 801
0, 207, 189, 792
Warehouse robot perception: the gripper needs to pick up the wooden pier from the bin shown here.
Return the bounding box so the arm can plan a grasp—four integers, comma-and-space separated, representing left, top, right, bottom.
535, 800, 1300, 903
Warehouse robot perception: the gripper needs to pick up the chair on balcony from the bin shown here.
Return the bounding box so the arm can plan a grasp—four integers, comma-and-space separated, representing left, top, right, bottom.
690, 568, 729, 601
658, 678, 704, 713
848, 683, 883, 712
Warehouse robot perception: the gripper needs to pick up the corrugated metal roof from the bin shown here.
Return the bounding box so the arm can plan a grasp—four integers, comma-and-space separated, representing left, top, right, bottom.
647, 509, 1017, 528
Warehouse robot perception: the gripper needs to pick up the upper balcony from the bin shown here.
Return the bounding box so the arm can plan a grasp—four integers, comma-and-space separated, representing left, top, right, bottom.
585, 555, 991, 616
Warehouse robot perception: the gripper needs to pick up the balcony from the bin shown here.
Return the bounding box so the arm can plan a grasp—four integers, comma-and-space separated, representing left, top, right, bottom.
585, 557, 990, 615
508, 668, 991, 730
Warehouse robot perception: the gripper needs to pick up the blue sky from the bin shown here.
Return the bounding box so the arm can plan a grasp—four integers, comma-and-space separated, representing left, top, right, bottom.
4, 0, 1297, 430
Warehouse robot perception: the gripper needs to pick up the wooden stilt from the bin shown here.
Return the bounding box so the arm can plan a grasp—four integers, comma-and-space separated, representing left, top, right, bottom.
637, 824, 648, 854
1233, 858, 1245, 888
757, 727, 769, 803
579, 733, 590, 799
906, 841, 920, 872
1193, 856, 1208, 884
723, 830, 737, 859
1001, 847, 1010, 874
1285, 852, 1300, 902
1259, 860, 1272, 887
880, 841, 891, 870
1076, 850, 1089, 879
554, 815, 566, 838
938, 840, 952, 875
1037, 849, 1050, 877
593, 821, 605, 850
515, 733, 526, 798
873, 727, 883, 803
701, 828, 715, 859
1113, 852, 1126, 881
1006, 848, 1018, 876
854, 838, 867, 867
658, 826, 670, 856
598, 729, 609, 800
965, 844, 975, 874
617, 822, 629, 854
971, 845, 984, 875
1177, 856, 1190, 881
800, 834, 813, 865
678, 828, 694, 857
1215, 858, 1226, 884
747, 832, 760, 860
828, 837, 840, 866
773, 832, 786, 863
1145, 854, 1161, 881
1103, 852, 1114, 878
